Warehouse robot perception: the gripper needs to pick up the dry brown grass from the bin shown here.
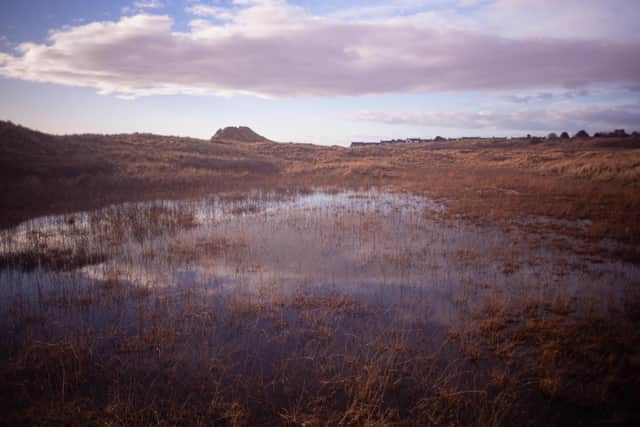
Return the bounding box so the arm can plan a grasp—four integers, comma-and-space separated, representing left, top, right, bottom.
0, 246, 106, 272
2, 122, 640, 425
455, 294, 640, 426
2, 121, 639, 256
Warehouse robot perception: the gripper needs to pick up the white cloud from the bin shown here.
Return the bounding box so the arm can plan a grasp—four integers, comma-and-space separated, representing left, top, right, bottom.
0, 1, 639, 99
353, 106, 640, 132
482, 0, 640, 41
134, 0, 164, 9
187, 4, 234, 20
500, 89, 592, 104
122, 0, 164, 15
329, 0, 640, 41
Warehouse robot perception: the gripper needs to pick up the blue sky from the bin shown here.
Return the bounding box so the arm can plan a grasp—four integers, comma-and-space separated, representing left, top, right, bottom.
1, 0, 639, 145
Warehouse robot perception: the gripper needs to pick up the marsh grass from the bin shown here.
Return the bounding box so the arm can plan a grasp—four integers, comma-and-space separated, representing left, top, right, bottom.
0, 246, 106, 272
0, 190, 638, 426
457, 295, 640, 425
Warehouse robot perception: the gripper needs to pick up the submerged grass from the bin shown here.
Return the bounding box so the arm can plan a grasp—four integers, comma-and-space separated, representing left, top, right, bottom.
0, 247, 107, 272
5, 286, 635, 426
459, 296, 640, 426
0, 189, 638, 426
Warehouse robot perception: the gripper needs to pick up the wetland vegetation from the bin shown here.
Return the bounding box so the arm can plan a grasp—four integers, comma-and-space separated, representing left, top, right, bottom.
1, 122, 639, 426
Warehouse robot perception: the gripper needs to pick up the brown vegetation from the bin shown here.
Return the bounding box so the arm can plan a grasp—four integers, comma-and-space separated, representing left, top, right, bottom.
211, 126, 271, 142
1, 121, 640, 425
2, 121, 639, 252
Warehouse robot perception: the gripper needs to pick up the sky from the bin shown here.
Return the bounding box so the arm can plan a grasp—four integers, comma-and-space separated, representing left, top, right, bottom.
0, 0, 639, 145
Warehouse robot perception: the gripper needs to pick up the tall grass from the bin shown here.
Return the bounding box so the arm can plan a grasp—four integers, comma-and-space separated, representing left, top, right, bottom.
0, 190, 638, 426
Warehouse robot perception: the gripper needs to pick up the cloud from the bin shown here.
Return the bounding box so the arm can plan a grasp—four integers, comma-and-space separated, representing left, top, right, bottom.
0, 1, 639, 98
481, 0, 640, 41
353, 106, 640, 132
134, 0, 164, 9
337, 0, 640, 41
501, 90, 591, 104
502, 93, 554, 104
186, 4, 234, 20
122, 0, 164, 15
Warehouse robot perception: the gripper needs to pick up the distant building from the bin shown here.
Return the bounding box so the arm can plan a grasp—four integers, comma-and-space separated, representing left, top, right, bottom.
350, 136, 492, 147
350, 136, 514, 147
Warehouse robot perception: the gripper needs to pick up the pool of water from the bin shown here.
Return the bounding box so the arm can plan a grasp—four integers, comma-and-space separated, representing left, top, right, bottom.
2, 189, 639, 425
1, 189, 636, 331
